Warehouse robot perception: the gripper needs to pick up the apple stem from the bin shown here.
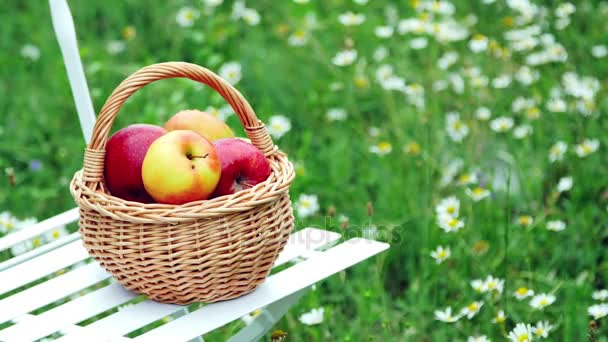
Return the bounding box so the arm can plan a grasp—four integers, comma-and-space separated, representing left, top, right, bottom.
189, 153, 209, 160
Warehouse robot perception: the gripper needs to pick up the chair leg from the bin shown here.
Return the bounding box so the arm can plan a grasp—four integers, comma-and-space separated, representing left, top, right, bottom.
227, 288, 308, 342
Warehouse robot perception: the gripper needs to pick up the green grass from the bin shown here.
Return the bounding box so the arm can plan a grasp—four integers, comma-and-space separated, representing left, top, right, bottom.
1, 0, 608, 340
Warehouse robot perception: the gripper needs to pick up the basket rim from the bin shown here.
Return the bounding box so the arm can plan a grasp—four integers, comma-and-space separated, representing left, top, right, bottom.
71, 151, 294, 223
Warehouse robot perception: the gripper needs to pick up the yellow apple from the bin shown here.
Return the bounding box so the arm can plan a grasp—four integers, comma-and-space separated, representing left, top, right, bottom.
142, 130, 221, 204
164, 109, 235, 142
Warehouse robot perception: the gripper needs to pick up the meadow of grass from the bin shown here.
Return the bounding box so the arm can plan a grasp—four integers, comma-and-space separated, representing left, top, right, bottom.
1, 0, 607, 340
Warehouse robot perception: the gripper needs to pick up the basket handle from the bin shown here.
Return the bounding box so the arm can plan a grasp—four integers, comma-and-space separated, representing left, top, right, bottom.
82, 62, 276, 186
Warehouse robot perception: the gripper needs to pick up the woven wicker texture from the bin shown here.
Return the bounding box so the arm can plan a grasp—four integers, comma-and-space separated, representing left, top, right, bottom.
70, 62, 295, 304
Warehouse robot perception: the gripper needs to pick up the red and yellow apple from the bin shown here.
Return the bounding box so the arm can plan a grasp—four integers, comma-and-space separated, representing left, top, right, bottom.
142, 130, 221, 204
164, 109, 234, 142
212, 138, 271, 197
104, 124, 166, 203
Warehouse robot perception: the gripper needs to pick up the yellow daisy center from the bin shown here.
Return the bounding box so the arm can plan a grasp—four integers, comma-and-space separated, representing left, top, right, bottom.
448, 218, 459, 227
473, 187, 485, 195
32, 237, 42, 247
518, 334, 530, 342
467, 303, 478, 311
516, 287, 528, 295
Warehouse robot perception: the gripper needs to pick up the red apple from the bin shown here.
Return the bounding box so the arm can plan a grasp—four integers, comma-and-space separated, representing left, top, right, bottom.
212, 138, 271, 197
142, 130, 221, 204
164, 109, 235, 142
104, 124, 166, 203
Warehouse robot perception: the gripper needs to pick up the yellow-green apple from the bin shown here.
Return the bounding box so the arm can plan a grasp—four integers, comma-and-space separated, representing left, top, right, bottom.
212, 138, 271, 197
104, 124, 166, 203
142, 130, 221, 204
164, 109, 234, 142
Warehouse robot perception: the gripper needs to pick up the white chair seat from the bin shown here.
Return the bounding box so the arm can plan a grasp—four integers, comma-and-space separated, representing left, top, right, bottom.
0, 210, 388, 341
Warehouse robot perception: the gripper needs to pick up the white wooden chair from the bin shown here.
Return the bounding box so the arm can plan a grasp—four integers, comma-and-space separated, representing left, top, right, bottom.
0, 1, 389, 341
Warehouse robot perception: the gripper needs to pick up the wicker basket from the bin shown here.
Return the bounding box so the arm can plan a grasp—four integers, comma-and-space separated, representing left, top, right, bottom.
70, 62, 295, 305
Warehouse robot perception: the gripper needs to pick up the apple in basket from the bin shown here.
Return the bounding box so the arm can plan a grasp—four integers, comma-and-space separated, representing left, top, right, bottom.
164, 109, 235, 142
212, 138, 271, 197
142, 130, 221, 204
104, 124, 167, 203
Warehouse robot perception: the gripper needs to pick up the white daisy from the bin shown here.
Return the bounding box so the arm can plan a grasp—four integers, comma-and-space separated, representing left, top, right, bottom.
438, 51, 458, 70
513, 125, 533, 139
588, 303, 608, 319
492, 74, 512, 88
437, 215, 465, 233
434, 307, 461, 323
532, 321, 553, 339
556, 176, 573, 193
468, 336, 490, 342
457, 172, 478, 186
176, 7, 199, 27
10, 239, 34, 256
530, 293, 556, 310
492, 310, 506, 324
43, 225, 69, 242
369, 142, 392, 156
549, 141, 568, 162
508, 323, 533, 342
466, 187, 491, 202
267, 115, 291, 139
338, 12, 365, 26
490, 117, 514, 133
241, 8, 261, 26
218, 61, 242, 85
546, 220, 566, 232
373, 46, 389, 62
555, 3, 576, 17
435, 196, 460, 218
203, 0, 223, 7
592, 45, 608, 58
410, 37, 428, 50
469, 34, 489, 53
21, 44, 41, 61
326, 108, 347, 122
0, 211, 18, 234
471, 279, 487, 293
299, 307, 324, 325
592, 289, 608, 301
295, 194, 319, 218
106, 40, 125, 55
514, 287, 535, 300
460, 301, 484, 319
546, 98, 567, 112
515, 66, 539, 85
430, 246, 451, 264
575, 139, 599, 158
446, 112, 469, 142
288, 30, 309, 46
374, 26, 394, 38
332, 49, 357, 67
484, 275, 504, 294
475, 107, 492, 121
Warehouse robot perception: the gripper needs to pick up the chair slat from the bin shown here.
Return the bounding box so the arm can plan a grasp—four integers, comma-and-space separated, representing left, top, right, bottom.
0, 237, 88, 295
0, 283, 135, 342
135, 238, 389, 341
0, 208, 79, 251
0, 263, 109, 323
